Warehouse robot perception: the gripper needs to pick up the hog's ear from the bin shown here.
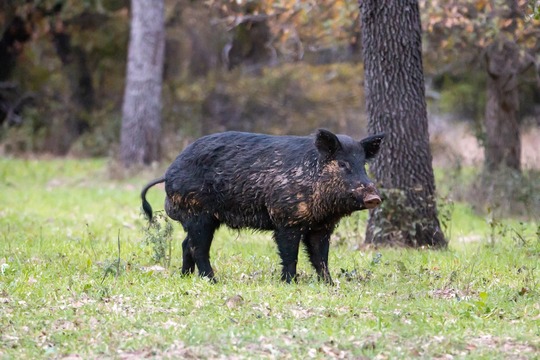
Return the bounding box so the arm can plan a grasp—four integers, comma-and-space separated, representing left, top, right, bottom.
315, 129, 342, 160
360, 133, 385, 160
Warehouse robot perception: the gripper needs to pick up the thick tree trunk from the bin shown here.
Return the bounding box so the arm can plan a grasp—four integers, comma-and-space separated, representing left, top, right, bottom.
359, 0, 446, 247
120, 0, 165, 167
484, 40, 521, 172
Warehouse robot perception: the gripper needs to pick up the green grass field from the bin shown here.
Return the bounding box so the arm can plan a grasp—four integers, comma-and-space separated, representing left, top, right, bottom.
1, 158, 538, 359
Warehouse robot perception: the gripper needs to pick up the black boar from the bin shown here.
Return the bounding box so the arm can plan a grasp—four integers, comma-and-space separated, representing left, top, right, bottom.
141, 129, 384, 284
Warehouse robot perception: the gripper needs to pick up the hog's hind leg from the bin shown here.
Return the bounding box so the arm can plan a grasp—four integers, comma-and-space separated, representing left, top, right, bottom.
184, 216, 220, 281
274, 227, 302, 283
180, 236, 195, 275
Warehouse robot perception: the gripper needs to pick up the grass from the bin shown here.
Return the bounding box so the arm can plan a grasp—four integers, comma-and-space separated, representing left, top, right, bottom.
1, 158, 539, 359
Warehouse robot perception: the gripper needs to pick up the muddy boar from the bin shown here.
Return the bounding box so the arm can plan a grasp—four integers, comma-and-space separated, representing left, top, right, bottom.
141, 129, 384, 284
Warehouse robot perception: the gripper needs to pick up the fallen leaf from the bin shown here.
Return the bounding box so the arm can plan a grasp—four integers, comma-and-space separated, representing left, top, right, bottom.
225, 295, 244, 309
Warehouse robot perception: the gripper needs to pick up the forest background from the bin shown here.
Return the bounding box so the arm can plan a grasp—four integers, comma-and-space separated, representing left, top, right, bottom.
1, 0, 538, 170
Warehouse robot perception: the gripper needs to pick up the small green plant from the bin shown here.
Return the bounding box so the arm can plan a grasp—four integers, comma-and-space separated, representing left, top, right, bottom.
101, 230, 125, 282
143, 211, 174, 268
485, 207, 508, 246
438, 195, 455, 240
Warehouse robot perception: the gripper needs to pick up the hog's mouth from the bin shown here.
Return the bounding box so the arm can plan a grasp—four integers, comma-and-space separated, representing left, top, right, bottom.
350, 187, 382, 210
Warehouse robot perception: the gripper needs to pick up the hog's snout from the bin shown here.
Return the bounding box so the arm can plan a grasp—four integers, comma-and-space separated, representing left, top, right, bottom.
351, 184, 382, 210
363, 193, 381, 209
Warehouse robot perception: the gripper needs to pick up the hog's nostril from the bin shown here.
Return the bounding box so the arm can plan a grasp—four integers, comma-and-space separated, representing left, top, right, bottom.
363, 194, 381, 209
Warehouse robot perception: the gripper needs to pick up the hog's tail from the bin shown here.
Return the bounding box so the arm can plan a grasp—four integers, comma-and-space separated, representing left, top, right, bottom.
141, 176, 166, 221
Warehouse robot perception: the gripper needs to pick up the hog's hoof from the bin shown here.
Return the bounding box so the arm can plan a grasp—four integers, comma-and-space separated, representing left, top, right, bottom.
281, 273, 298, 284
200, 274, 218, 284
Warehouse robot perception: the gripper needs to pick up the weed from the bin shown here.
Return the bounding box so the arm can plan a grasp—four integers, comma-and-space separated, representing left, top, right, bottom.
101, 258, 124, 280
371, 252, 382, 266
101, 231, 124, 282
438, 195, 455, 240
142, 211, 174, 268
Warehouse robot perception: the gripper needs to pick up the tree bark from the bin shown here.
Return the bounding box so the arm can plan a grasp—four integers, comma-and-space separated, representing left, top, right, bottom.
359, 0, 446, 247
484, 41, 522, 172
120, 0, 165, 167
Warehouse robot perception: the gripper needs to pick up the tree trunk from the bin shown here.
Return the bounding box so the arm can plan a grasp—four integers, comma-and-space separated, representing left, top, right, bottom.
484, 39, 521, 172
359, 0, 446, 248
120, 0, 165, 167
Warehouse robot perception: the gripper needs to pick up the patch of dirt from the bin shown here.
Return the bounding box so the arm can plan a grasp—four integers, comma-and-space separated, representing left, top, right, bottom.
466, 335, 537, 359
116, 342, 204, 360
430, 287, 476, 300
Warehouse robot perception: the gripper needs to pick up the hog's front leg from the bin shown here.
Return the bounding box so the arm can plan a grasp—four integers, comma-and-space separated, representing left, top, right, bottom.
304, 227, 333, 285
274, 227, 302, 283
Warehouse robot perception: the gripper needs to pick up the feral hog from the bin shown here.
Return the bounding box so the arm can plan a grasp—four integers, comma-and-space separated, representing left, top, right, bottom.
141, 129, 384, 284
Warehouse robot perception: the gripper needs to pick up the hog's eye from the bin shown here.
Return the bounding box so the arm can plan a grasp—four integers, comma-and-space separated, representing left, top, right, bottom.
337, 160, 350, 171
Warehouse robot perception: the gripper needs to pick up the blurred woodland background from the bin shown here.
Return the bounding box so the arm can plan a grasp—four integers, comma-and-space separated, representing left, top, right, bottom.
0, 1, 539, 199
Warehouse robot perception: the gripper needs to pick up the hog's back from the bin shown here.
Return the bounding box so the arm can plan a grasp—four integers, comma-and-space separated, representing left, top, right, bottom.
164, 131, 317, 229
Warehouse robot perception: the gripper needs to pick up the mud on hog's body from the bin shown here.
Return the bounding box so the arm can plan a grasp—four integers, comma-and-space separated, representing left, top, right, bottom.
141, 129, 384, 284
